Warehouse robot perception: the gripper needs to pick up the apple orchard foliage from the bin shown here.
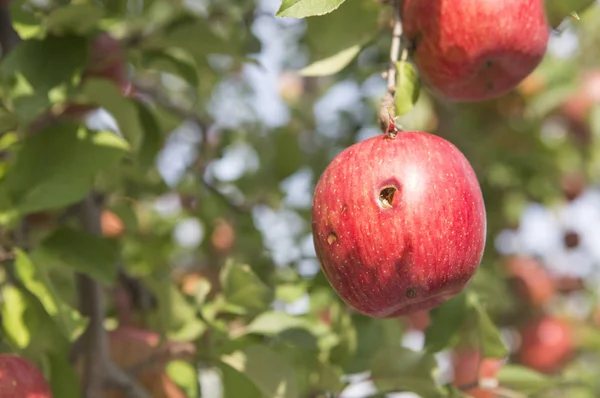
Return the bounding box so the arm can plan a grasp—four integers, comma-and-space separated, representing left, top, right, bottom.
0, 0, 598, 397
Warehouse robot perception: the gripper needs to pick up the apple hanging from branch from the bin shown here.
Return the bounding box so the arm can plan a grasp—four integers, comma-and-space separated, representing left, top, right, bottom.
312, 132, 486, 318
401, 0, 550, 102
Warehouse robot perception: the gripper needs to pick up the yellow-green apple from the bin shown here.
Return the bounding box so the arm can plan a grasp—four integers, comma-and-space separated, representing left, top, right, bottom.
312, 132, 486, 318
402, 0, 550, 102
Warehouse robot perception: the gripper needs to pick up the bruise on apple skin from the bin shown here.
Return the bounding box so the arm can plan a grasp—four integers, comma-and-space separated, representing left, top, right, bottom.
311, 132, 486, 318
401, 0, 550, 102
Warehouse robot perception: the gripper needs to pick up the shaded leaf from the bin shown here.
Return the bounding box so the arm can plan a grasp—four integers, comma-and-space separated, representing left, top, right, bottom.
1, 125, 129, 214
395, 61, 421, 116
468, 293, 508, 359
38, 228, 120, 285
545, 0, 595, 28
219, 362, 262, 398
220, 261, 273, 314
370, 347, 445, 398
135, 100, 164, 171
276, 0, 347, 18
222, 345, 299, 398
425, 292, 468, 353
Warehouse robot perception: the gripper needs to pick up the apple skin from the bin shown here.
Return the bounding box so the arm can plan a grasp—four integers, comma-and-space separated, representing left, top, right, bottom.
517, 316, 574, 374
452, 349, 503, 398
101, 210, 125, 239
402, 0, 550, 102
312, 132, 486, 318
0, 354, 53, 397
104, 327, 187, 398
559, 70, 600, 144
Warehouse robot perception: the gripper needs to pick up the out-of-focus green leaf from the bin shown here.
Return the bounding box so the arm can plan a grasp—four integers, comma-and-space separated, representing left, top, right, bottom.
300, 45, 362, 77
468, 293, 508, 359
276, 0, 347, 18
395, 61, 421, 116
305, 0, 380, 60
167, 360, 200, 398
47, 351, 80, 398
275, 282, 307, 303
545, 0, 595, 28
222, 345, 299, 398
0, 125, 129, 214
498, 365, 556, 394
220, 261, 273, 314
37, 228, 120, 285
370, 347, 445, 398
82, 78, 143, 150
425, 292, 468, 353
15, 249, 86, 340
2, 286, 30, 348
219, 361, 262, 398
135, 100, 164, 171
43, 4, 105, 35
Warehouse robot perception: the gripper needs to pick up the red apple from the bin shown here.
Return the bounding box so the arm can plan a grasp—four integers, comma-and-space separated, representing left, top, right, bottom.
505, 256, 554, 307
452, 349, 503, 398
311, 132, 486, 318
104, 327, 189, 398
101, 210, 125, 239
517, 316, 574, 373
404, 310, 431, 332
402, 0, 550, 102
559, 70, 600, 145
0, 354, 53, 397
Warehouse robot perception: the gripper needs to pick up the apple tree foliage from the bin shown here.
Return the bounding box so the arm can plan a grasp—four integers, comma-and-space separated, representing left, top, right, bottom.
0, 0, 598, 397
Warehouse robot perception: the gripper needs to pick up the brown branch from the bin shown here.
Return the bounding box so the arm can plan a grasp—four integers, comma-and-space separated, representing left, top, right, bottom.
76, 194, 149, 398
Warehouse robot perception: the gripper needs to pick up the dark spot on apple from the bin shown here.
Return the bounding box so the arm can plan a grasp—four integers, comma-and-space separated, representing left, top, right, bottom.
379, 186, 397, 209
484, 59, 493, 68
406, 287, 417, 298
327, 233, 337, 245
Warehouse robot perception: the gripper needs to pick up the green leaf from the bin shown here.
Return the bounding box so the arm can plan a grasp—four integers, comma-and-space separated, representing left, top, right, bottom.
275, 282, 307, 303
370, 347, 445, 398
1, 125, 129, 214
425, 292, 468, 353
545, 0, 595, 28
82, 78, 144, 150
2, 286, 30, 348
146, 278, 206, 341
395, 61, 421, 116
300, 45, 362, 77
276, 0, 347, 18
167, 360, 200, 398
468, 293, 508, 358
0, 35, 87, 90
44, 3, 105, 35
273, 129, 304, 180
220, 261, 273, 314
47, 351, 80, 398
135, 101, 164, 171
142, 50, 199, 88
498, 365, 556, 394
219, 361, 262, 398
305, 0, 380, 60
244, 311, 311, 336
15, 249, 86, 340
222, 345, 299, 398
37, 228, 120, 285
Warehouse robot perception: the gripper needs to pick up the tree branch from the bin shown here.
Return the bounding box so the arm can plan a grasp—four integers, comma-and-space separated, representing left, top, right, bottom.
0, 3, 20, 57
76, 194, 149, 398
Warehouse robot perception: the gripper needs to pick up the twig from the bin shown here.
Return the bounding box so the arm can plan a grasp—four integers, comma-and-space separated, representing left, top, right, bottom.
76, 194, 149, 398
0, 3, 20, 57
379, 0, 403, 135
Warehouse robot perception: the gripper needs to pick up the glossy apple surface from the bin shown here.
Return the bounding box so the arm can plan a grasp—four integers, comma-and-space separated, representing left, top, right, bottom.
402, 0, 550, 102
517, 316, 574, 373
312, 132, 486, 317
0, 354, 53, 397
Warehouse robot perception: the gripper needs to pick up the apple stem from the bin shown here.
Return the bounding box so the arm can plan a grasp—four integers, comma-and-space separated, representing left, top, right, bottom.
380, 0, 404, 138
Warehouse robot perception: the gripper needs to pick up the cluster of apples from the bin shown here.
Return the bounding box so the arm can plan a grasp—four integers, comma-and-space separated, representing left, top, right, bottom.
311, 0, 551, 318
